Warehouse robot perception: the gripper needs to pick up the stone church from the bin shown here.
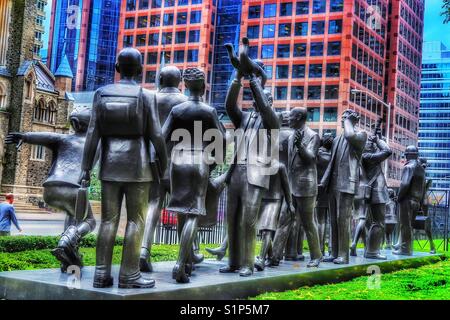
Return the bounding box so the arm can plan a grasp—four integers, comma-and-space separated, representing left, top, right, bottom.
0, 0, 74, 205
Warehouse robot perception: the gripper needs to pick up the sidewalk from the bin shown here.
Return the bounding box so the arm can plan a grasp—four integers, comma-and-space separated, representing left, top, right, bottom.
15, 212, 67, 221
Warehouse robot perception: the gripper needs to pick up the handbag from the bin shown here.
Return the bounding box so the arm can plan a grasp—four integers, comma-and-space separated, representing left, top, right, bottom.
361, 167, 380, 200
412, 212, 429, 230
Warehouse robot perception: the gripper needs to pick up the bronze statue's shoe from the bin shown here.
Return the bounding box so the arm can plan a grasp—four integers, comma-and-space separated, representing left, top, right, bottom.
51, 246, 83, 272
239, 267, 254, 277
172, 264, 190, 284
185, 263, 193, 276
52, 226, 83, 272
364, 253, 387, 260
206, 247, 226, 261
193, 253, 204, 264
430, 249, 436, 254
139, 257, 153, 273
392, 243, 400, 250
93, 275, 114, 288
384, 244, 392, 250
333, 257, 349, 264
297, 254, 305, 261
119, 275, 155, 289
267, 258, 280, 267
350, 246, 357, 257
254, 258, 265, 271
322, 256, 337, 263
284, 255, 298, 261
392, 249, 412, 256
219, 265, 239, 273
307, 259, 321, 268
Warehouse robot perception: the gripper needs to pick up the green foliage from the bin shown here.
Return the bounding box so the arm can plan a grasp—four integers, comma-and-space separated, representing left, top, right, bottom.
0, 235, 123, 253
443, 0, 450, 24
88, 168, 102, 201
253, 254, 450, 300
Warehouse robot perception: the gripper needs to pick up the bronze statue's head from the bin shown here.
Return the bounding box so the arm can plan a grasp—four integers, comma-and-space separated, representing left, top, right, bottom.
183, 67, 206, 97
341, 109, 360, 128
364, 139, 377, 153
404, 145, 419, 161
419, 157, 428, 169
159, 66, 182, 89
115, 47, 143, 79
279, 111, 290, 128
253, 88, 273, 111
289, 107, 308, 129
321, 133, 334, 150
70, 106, 91, 133
388, 188, 395, 199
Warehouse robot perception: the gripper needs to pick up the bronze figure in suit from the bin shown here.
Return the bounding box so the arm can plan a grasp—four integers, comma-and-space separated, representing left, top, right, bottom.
139, 66, 188, 273
5, 107, 96, 272
80, 48, 167, 288
163, 68, 225, 283
220, 38, 280, 277
321, 109, 367, 264
393, 146, 425, 256
384, 188, 398, 249
287, 107, 322, 267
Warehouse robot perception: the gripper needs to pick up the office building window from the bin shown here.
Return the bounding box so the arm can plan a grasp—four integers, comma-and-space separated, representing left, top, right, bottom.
152, 0, 162, 7
292, 64, 305, 78
276, 86, 288, 100
136, 34, 146, 46
310, 42, 323, 56
325, 85, 339, 99
165, 0, 175, 6
31, 145, 46, 161
279, 23, 292, 37
296, 1, 309, 14
138, 16, 148, 28
247, 25, 260, 39
307, 108, 320, 121
187, 49, 199, 62
264, 3, 277, 18
126, 0, 136, 11
163, 13, 173, 25
177, 12, 187, 24
191, 0, 202, 3
263, 24, 275, 38
161, 51, 171, 63
189, 30, 200, 42
326, 63, 340, 77
308, 85, 321, 99
125, 18, 135, 29
145, 70, 157, 83
249, 46, 258, 59
324, 107, 338, 121
293, 43, 307, 57
312, 0, 325, 13
174, 50, 185, 63
175, 31, 186, 43
139, 0, 149, 9
311, 21, 325, 35
277, 44, 290, 58
265, 65, 273, 79
123, 35, 134, 47
294, 22, 308, 36
329, 20, 342, 34
309, 64, 323, 78
249, 5, 261, 18
150, 15, 160, 27
328, 41, 341, 55
330, 0, 343, 12
261, 45, 274, 59
190, 11, 201, 24
147, 52, 158, 64
276, 65, 289, 79
162, 32, 172, 45
149, 33, 159, 46
280, 2, 292, 16
291, 86, 304, 99
178, 0, 188, 5
243, 87, 253, 101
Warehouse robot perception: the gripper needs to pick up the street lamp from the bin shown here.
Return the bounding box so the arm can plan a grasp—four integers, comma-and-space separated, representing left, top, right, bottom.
350, 88, 392, 175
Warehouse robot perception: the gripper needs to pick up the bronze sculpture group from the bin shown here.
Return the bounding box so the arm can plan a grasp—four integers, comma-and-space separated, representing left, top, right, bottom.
4, 39, 434, 289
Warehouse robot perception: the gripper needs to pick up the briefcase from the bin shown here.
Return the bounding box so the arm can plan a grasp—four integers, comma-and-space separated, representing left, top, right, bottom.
75, 180, 89, 221
412, 214, 429, 230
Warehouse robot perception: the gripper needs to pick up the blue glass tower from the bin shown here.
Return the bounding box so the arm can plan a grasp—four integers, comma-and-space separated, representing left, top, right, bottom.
419, 41, 450, 191
210, 0, 242, 113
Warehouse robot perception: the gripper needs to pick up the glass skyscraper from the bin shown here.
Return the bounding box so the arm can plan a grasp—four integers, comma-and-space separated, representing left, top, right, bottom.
419, 41, 450, 191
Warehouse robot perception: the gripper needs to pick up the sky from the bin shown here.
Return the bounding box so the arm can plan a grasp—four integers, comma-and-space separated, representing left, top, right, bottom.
424, 0, 450, 46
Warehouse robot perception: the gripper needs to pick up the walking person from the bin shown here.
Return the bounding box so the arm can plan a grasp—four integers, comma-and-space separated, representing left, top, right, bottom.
0, 194, 22, 236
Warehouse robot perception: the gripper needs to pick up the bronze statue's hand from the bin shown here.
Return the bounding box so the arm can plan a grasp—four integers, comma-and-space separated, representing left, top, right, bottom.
288, 203, 295, 216
238, 37, 255, 76
369, 135, 378, 143
225, 43, 243, 79
79, 170, 91, 187
5, 132, 24, 145
294, 130, 304, 148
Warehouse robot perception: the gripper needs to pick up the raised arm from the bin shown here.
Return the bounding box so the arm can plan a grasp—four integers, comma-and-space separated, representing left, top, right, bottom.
225, 78, 243, 128
296, 132, 320, 164
81, 90, 101, 177
363, 136, 392, 165
146, 91, 167, 175
343, 118, 367, 152
249, 75, 280, 130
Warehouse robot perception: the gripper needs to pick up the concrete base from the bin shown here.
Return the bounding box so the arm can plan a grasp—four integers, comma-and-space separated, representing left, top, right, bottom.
0, 250, 442, 300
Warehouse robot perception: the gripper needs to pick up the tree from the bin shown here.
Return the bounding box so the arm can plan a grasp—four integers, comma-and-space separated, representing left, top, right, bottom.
442, 0, 450, 24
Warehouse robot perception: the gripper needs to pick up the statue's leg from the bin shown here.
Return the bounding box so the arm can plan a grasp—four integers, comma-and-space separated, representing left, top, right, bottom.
192, 233, 204, 264
297, 196, 322, 267
334, 192, 354, 264
206, 235, 228, 260
323, 192, 338, 262
350, 199, 367, 256
255, 230, 271, 271
394, 199, 414, 255
365, 203, 386, 259
93, 181, 122, 288
297, 223, 305, 259
285, 210, 300, 260
118, 182, 154, 289
385, 224, 394, 249
173, 214, 198, 283
140, 181, 167, 272
424, 216, 436, 253
316, 207, 328, 255
270, 201, 292, 265
240, 183, 263, 277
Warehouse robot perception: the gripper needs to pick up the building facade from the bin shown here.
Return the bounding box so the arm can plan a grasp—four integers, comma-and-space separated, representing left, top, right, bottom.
47, 0, 121, 92
0, 0, 74, 202
34, 0, 49, 60
419, 41, 450, 192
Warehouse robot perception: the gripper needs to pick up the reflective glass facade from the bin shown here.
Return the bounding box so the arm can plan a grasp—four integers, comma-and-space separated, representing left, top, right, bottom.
419, 41, 450, 191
